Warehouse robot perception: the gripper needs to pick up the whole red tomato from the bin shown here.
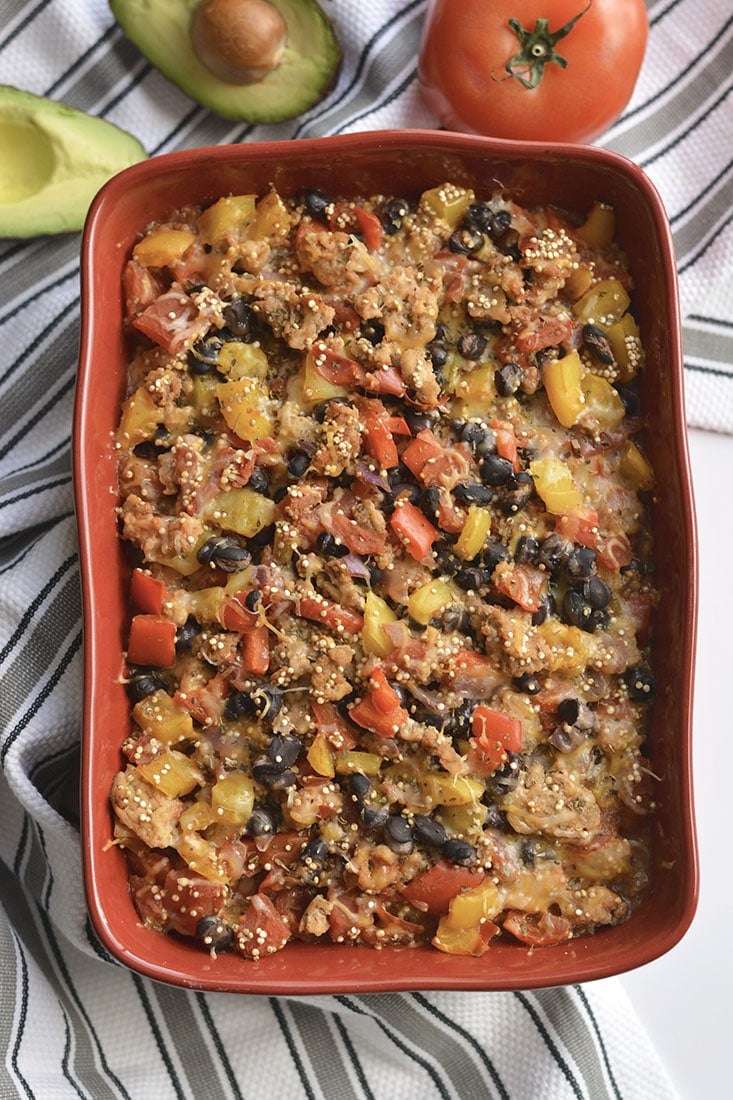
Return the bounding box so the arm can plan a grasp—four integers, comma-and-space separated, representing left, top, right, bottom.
418, 0, 648, 144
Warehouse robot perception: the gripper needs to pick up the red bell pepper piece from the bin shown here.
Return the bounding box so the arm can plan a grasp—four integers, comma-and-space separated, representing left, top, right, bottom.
219, 591, 260, 633
401, 429, 445, 479
127, 614, 176, 668
555, 508, 599, 549
241, 625, 270, 676
349, 666, 408, 739
299, 595, 364, 634
311, 701, 358, 749
389, 500, 438, 561
362, 403, 399, 469
130, 568, 166, 615
493, 564, 546, 613
329, 202, 384, 252
469, 705, 522, 772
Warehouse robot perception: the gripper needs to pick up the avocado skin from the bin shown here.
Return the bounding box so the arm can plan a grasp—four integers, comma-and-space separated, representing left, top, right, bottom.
110, 0, 341, 123
0, 85, 147, 238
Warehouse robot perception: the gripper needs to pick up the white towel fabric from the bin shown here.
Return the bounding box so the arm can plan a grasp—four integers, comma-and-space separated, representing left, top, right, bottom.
2, 0, 730, 1096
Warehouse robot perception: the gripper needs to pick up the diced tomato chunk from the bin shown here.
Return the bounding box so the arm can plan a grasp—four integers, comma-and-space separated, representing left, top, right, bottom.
555, 508, 599, 549
127, 614, 176, 668
494, 563, 546, 612
130, 568, 166, 615
502, 910, 573, 946
491, 418, 521, 473
469, 705, 522, 773
400, 861, 486, 915
389, 500, 438, 561
236, 893, 292, 958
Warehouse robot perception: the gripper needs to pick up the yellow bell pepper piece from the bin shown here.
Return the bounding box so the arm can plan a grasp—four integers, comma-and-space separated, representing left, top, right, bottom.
176, 833, 227, 881
211, 772, 255, 826
530, 455, 583, 515
117, 386, 163, 449
573, 278, 630, 326
179, 800, 218, 833
132, 690, 195, 745
250, 190, 292, 239
216, 342, 269, 379
204, 488, 276, 538
361, 591, 397, 657
198, 194, 256, 247
407, 579, 454, 626
299, 350, 349, 407
451, 363, 496, 418
137, 749, 204, 799
133, 228, 196, 268
307, 734, 336, 778
420, 773, 484, 807
454, 507, 492, 562
605, 312, 643, 382
575, 202, 615, 249
334, 750, 383, 776
543, 350, 585, 427
619, 441, 655, 491
420, 183, 475, 228
217, 377, 273, 441
581, 373, 626, 430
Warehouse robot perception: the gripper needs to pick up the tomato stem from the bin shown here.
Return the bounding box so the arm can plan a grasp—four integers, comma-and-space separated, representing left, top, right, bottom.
503, 1, 591, 89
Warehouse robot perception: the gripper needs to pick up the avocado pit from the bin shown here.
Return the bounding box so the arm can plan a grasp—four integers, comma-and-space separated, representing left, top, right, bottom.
190, 0, 287, 84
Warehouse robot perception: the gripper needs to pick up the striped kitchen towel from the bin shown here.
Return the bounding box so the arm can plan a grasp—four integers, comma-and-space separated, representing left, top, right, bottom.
1, 1, 729, 1097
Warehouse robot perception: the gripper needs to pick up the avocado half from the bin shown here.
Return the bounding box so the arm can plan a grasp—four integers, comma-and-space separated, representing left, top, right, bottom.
110, 0, 342, 123
0, 85, 147, 238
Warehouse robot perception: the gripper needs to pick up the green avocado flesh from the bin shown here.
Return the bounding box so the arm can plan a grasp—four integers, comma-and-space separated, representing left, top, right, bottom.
110, 0, 341, 123
0, 86, 147, 238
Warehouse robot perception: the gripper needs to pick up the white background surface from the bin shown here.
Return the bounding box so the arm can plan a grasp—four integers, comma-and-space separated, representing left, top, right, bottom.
618, 427, 731, 1099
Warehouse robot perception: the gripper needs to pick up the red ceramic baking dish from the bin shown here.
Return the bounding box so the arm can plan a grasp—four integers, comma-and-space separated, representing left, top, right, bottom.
74, 130, 698, 993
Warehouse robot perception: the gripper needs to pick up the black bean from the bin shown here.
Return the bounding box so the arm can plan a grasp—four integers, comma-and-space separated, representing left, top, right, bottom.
221, 298, 255, 339
405, 406, 437, 434
348, 772, 372, 802
176, 616, 199, 652
301, 836, 329, 867
442, 837, 477, 866
454, 481, 494, 505
481, 540, 510, 573
360, 803, 389, 829
247, 466, 270, 495
268, 733, 301, 766
563, 588, 594, 630
419, 486, 442, 524
455, 565, 488, 590
385, 815, 414, 854
485, 754, 521, 795
361, 318, 385, 344
434, 549, 461, 576
502, 471, 533, 514
301, 188, 330, 218
196, 915, 234, 953
133, 440, 164, 459
457, 332, 487, 360
489, 209, 512, 239
590, 608, 610, 632
247, 804, 276, 837
531, 591, 556, 626
381, 197, 410, 235
448, 227, 484, 254
548, 725, 579, 753
316, 531, 350, 558
440, 605, 472, 634
514, 672, 541, 695
480, 453, 514, 486
249, 522, 276, 549
252, 755, 296, 788
426, 340, 448, 369
557, 697, 595, 730
464, 201, 493, 232
539, 533, 571, 575
582, 324, 616, 366
581, 576, 611, 609
188, 334, 222, 373
412, 814, 447, 847
483, 803, 508, 831
566, 546, 597, 580
624, 665, 656, 701
287, 450, 311, 478
196, 535, 251, 572
125, 673, 168, 703
616, 382, 642, 419
225, 691, 256, 721
448, 699, 474, 738
495, 360, 523, 396
514, 535, 540, 565
410, 702, 445, 728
